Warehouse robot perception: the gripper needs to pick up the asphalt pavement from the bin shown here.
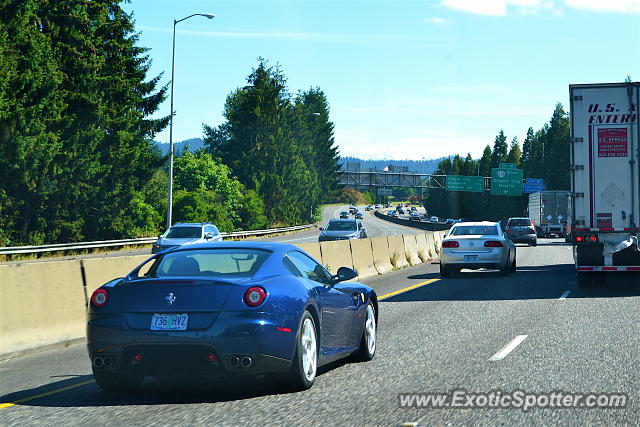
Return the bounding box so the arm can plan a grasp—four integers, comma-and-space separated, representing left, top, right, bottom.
2, 238, 638, 425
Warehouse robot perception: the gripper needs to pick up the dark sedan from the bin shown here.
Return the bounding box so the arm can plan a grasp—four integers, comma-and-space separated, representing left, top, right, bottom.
87, 242, 378, 392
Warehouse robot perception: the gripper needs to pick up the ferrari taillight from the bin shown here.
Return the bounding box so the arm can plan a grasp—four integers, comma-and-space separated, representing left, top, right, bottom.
90, 289, 109, 308
244, 286, 267, 307
484, 241, 503, 247
442, 241, 459, 248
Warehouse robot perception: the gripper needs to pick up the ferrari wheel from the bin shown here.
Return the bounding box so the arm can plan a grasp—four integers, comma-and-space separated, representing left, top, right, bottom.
353, 302, 376, 362
286, 311, 317, 390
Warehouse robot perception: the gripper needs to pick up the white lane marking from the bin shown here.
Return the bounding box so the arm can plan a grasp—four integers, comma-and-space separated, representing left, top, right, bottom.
489, 335, 528, 361
559, 290, 571, 299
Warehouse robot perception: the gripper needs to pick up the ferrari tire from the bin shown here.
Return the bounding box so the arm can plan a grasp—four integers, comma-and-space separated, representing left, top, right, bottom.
93, 369, 142, 392
510, 254, 517, 273
353, 302, 376, 362
286, 311, 317, 391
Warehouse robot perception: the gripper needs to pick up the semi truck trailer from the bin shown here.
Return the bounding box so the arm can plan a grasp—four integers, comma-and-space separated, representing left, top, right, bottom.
528, 191, 571, 238
569, 82, 640, 287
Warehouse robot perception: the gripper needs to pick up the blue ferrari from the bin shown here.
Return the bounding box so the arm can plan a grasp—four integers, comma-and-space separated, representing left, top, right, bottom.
86, 241, 378, 391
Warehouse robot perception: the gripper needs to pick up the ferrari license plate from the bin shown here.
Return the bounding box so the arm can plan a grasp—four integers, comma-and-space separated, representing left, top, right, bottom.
464, 255, 478, 262
150, 313, 188, 331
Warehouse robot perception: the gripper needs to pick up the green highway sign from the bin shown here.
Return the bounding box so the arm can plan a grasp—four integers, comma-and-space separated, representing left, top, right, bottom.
491, 168, 523, 196
499, 162, 516, 169
445, 175, 484, 192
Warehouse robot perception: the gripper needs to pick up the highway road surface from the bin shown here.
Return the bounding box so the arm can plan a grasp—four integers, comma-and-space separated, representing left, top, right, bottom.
1, 239, 638, 425
258, 204, 424, 245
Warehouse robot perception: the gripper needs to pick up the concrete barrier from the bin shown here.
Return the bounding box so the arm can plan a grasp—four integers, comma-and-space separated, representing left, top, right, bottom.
0, 260, 86, 356
82, 255, 150, 295
349, 239, 378, 279
319, 240, 354, 275
432, 231, 446, 256
370, 237, 393, 274
293, 242, 322, 264
403, 235, 422, 266
424, 232, 436, 259
415, 233, 431, 261
387, 235, 409, 269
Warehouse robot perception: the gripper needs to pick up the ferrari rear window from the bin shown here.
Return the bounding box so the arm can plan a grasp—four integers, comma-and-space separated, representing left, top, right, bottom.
153, 248, 270, 277
450, 226, 499, 236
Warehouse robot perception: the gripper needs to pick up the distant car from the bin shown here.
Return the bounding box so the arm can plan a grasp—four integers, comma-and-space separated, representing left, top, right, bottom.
365, 205, 372, 211
374, 204, 381, 209
87, 241, 377, 392
440, 222, 516, 277
409, 212, 421, 221
405, 203, 410, 207
388, 210, 398, 217
355, 212, 364, 219
319, 219, 367, 241
506, 217, 537, 246
498, 219, 508, 232
445, 218, 455, 225
152, 222, 222, 254
397, 208, 405, 214
339, 211, 349, 219
349, 207, 358, 214
410, 206, 417, 212
429, 216, 439, 223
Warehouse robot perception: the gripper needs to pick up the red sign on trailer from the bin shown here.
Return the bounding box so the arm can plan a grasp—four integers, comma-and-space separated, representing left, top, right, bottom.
597, 128, 627, 157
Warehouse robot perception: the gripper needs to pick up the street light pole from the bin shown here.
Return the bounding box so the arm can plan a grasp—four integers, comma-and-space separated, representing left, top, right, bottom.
166, 13, 215, 229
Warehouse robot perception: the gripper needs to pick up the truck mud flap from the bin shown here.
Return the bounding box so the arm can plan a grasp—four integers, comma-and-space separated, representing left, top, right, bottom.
576, 243, 604, 266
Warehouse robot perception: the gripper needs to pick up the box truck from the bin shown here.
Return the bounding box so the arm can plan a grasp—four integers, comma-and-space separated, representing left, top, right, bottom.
528, 191, 572, 238
569, 82, 640, 287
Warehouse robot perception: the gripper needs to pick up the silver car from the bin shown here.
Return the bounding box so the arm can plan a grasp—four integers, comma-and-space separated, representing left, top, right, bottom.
440, 222, 516, 277
318, 219, 367, 241
152, 222, 223, 253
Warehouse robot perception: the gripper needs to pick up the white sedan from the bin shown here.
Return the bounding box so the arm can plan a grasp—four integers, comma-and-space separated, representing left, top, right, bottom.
440, 222, 516, 277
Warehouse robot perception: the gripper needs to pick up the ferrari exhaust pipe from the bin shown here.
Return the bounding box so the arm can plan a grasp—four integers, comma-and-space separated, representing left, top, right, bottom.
93, 356, 104, 368
103, 356, 113, 367
240, 356, 253, 368
228, 356, 240, 368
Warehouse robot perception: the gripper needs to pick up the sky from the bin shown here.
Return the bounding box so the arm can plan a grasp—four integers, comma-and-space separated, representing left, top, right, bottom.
123, 0, 640, 160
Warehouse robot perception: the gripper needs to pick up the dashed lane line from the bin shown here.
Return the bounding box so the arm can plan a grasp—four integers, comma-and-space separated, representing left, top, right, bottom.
489, 335, 528, 361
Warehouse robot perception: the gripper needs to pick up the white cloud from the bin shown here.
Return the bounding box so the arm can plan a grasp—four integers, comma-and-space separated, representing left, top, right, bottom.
441, 0, 507, 16
425, 17, 451, 25
564, 0, 640, 13
441, 0, 554, 16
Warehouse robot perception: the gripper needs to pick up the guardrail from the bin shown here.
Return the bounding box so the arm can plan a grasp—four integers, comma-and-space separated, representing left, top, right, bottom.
0, 224, 315, 257
374, 210, 451, 231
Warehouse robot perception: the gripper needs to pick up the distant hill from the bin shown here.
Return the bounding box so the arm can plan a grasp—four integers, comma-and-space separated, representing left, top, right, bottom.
153, 138, 205, 156
339, 156, 447, 175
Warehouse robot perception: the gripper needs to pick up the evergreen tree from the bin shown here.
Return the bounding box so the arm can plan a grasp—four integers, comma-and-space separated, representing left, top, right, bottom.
506, 137, 522, 168
491, 130, 509, 168
544, 103, 570, 189
521, 127, 535, 177
479, 145, 492, 177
